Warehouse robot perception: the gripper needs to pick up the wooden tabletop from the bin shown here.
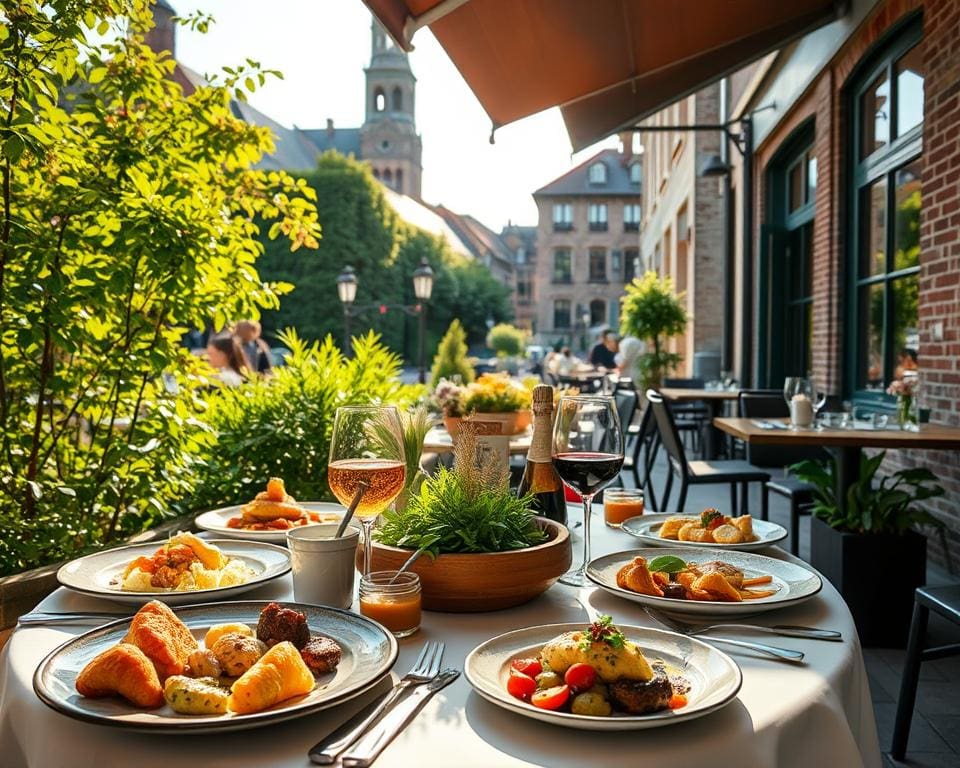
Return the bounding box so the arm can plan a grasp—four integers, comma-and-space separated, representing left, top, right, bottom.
713, 417, 960, 450
661, 387, 741, 401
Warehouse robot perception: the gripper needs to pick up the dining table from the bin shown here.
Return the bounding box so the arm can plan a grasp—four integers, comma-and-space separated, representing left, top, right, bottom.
660, 387, 741, 460
422, 426, 531, 456
713, 416, 960, 512
0, 516, 882, 768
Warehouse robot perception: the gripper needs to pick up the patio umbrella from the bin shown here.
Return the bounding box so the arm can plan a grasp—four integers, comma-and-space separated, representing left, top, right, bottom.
363, 0, 845, 150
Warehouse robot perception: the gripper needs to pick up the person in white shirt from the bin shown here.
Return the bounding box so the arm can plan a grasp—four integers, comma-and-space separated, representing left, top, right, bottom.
206, 333, 248, 387
554, 347, 580, 376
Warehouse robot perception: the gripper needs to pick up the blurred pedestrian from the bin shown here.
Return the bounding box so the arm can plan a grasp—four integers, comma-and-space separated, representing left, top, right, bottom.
235, 320, 273, 375
206, 333, 248, 387
588, 329, 617, 369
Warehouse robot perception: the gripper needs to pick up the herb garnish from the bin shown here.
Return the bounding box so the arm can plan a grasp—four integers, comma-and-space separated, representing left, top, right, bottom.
647, 555, 687, 574
700, 508, 723, 529
578, 615, 626, 651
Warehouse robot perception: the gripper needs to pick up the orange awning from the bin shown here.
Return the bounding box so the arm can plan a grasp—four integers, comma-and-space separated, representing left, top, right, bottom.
363, 0, 844, 150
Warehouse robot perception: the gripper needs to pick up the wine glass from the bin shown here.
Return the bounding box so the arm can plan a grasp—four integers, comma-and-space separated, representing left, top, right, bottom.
783, 377, 803, 409
328, 406, 406, 576
810, 378, 829, 429
551, 395, 624, 587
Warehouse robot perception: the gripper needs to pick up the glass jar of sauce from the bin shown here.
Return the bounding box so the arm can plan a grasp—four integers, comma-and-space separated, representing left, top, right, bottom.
603, 488, 644, 528
359, 571, 422, 637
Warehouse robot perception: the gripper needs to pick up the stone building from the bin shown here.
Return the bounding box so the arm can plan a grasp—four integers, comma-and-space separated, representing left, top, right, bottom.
532, 145, 642, 349
500, 223, 538, 333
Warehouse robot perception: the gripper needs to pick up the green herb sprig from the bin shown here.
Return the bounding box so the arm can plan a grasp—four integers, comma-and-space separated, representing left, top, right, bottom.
647, 555, 687, 574
578, 615, 626, 652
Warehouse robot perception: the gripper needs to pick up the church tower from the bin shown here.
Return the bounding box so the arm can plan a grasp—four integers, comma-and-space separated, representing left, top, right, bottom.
360, 21, 423, 198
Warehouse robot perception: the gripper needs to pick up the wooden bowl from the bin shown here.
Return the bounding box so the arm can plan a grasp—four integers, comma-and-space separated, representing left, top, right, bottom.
362, 518, 571, 612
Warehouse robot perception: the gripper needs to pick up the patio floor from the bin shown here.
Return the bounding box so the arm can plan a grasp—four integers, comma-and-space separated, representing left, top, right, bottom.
623, 444, 960, 768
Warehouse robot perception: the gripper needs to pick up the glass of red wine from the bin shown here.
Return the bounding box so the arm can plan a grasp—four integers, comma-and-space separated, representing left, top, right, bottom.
552, 395, 624, 587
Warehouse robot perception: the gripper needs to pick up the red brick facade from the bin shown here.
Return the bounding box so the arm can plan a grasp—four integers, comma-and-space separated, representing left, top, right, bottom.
754, 0, 960, 565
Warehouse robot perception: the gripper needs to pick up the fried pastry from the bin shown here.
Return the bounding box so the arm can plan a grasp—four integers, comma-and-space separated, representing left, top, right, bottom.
123, 600, 198, 680
657, 516, 694, 539
616, 557, 663, 597
711, 524, 745, 544
227, 641, 315, 714
677, 522, 713, 542
691, 571, 743, 601
75, 643, 164, 708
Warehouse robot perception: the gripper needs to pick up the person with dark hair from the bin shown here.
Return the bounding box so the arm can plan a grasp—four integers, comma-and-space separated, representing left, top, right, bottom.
588, 330, 617, 369
235, 320, 273, 375
894, 347, 919, 381
206, 333, 248, 387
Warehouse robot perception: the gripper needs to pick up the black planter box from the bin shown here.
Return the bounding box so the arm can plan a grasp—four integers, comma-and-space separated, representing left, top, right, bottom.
810, 516, 926, 647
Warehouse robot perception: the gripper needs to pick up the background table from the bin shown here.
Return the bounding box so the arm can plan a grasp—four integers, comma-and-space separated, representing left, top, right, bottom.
661, 387, 741, 459
0, 521, 881, 768
714, 417, 960, 511
422, 427, 531, 455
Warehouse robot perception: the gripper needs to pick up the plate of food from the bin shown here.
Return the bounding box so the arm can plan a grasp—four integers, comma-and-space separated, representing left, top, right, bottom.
464, 615, 741, 731
194, 478, 345, 542
621, 510, 788, 551
56, 532, 291, 605
586, 548, 821, 617
34, 599, 398, 733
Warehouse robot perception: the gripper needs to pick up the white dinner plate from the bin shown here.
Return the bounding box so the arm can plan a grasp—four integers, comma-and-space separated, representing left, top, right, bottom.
587, 547, 822, 617
621, 514, 788, 551
56, 539, 291, 605
465, 622, 741, 730
194, 501, 345, 542
34, 601, 398, 733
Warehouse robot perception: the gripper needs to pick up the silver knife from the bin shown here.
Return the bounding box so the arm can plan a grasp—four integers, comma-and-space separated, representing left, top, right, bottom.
341, 669, 460, 768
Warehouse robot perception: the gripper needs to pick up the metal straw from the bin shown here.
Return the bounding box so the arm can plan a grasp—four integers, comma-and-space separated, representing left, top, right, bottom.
389, 549, 424, 583
335, 480, 369, 538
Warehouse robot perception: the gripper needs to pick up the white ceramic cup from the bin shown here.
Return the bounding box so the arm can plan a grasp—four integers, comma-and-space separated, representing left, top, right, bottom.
287, 523, 360, 609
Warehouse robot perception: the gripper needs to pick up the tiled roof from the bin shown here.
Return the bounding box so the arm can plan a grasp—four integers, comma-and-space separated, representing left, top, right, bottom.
431, 207, 514, 269
298, 127, 362, 158
228, 101, 320, 171
533, 148, 640, 198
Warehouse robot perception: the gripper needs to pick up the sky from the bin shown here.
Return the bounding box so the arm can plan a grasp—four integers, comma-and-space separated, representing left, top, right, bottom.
169, 0, 620, 231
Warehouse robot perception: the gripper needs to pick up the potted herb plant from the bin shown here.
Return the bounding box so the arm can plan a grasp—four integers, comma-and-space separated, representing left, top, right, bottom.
461, 373, 532, 436
431, 378, 466, 438
791, 452, 944, 646
367, 425, 571, 611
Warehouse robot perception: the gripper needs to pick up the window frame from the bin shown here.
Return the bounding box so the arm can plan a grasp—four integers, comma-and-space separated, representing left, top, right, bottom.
588, 162, 607, 185
588, 202, 608, 232
845, 16, 923, 407
552, 202, 573, 231
553, 299, 572, 329
552, 247, 573, 284
588, 247, 607, 283
623, 203, 641, 231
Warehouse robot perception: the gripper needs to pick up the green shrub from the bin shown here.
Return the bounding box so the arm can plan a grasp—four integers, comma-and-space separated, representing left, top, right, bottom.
191, 330, 420, 509
486, 323, 527, 357
430, 320, 474, 386
619, 271, 687, 389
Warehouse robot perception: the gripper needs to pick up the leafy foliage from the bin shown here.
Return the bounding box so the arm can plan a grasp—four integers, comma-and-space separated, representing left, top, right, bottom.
462, 373, 531, 414
619, 271, 687, 389
430, 320, 474, 386
191, 330, 419, 509
0, 3, 319, 575
375, 465, 547, 557
486, 323, 527, 357
790, 452, 945, 535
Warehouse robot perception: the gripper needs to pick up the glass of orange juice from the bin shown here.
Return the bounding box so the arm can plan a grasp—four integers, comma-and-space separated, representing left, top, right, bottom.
359, 571, 422, 637
603, 488, 644, 528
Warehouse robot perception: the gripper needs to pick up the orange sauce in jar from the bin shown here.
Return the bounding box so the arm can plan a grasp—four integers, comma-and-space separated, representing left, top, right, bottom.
360, 594, 422, 635
603, 491, 644, 527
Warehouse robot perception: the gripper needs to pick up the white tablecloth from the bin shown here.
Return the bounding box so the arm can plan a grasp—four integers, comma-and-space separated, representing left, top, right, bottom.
0, 521, 881, 768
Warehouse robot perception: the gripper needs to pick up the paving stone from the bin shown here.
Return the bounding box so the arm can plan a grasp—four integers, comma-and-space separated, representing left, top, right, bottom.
875, 702, 953, 753
927, 716, 960, 754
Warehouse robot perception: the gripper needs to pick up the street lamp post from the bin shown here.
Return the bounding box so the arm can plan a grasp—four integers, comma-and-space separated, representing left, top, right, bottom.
335, 259, 434, 380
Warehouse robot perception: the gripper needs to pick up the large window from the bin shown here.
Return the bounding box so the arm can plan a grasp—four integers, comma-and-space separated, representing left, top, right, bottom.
588, 162, 607, 185
588, 248, 606, 282
553, 248, 572, 283
553, 299, 571, 329
588, 203, 608, 231
624, 247, 639, 282
589, 299, 606, 326
552, 203, 573, 231
623, 203, 640, 231
850, 23, 923, 395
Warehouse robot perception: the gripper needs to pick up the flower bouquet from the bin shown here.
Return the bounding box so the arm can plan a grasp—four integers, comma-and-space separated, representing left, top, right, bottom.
887, 375, 919, 432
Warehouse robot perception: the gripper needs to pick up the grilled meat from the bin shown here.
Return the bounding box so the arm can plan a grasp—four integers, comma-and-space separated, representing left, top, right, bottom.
608, 672, 673, 714
300, 636, 342, 674
256, 602, 310, 649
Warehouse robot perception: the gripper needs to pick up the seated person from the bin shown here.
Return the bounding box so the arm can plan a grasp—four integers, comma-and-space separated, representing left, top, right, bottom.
589, 330, 618, 369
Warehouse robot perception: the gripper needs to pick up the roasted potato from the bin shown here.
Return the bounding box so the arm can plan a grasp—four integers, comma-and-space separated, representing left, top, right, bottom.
534, 670, 562, 690
732, 515, 758, 541
571, 691, 612, 716
163, 675, 229, 715
212, 633, 267, 677
186, 649, 221, 679
657, 517, 695, 540
204, 622, 253, 650
677, 523, 713, 543
711, 524, 744, 544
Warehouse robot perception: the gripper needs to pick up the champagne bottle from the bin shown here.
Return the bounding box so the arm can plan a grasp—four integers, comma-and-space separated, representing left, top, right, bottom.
517, 384, 567, 526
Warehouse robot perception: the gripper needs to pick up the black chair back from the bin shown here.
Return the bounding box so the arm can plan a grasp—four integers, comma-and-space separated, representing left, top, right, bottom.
738, 391, 828, 468
614, 389, 638, 435
646, 389, 688, 477
663, 377, 705, 389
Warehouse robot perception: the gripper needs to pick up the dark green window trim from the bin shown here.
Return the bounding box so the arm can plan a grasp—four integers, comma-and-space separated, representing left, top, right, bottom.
844, 13, 923, 409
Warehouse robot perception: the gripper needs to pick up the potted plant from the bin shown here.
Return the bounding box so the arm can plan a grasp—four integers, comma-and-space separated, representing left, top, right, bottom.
791, 452, 944, 646
461, 373, 532, 436
431, 378, 466, 437
619, 271, 688, 390
367, 425, 571, 611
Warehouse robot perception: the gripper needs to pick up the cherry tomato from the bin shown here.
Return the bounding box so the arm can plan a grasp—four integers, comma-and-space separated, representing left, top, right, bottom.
563, 663, 597, 692
668, 692, 688, 709
531, 684, 570, 710
506, 670, 536, 701
510, 658, 542, 677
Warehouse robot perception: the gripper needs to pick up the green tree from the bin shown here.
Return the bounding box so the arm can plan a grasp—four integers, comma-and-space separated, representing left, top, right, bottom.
430, 320, 474, 385
0, 2, 319, 574
448, 260, 514, 346
486, 323, 526, 357
619, 271, 688, 389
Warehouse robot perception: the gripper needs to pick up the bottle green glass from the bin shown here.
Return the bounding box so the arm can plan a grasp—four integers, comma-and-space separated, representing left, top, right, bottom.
517, 384, 567, 526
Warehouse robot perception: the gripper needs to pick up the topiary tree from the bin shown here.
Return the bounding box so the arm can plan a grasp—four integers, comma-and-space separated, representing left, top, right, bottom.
430, 319, 475, 386
486, 323, 526, 357
619, 271, 688, 389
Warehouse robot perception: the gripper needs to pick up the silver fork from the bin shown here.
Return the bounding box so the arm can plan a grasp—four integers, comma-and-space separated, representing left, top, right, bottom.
309, 640, 444, 765
643, 606, 805, 663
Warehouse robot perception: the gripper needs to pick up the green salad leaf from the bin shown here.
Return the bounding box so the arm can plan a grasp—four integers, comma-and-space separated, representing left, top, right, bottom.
647, 555, 687, 574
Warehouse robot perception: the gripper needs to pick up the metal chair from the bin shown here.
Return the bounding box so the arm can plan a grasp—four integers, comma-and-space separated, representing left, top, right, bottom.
738, 390, 825, 554
647, 389, 770, 516
892, 585, 960, 761
662, 377, 709, 455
